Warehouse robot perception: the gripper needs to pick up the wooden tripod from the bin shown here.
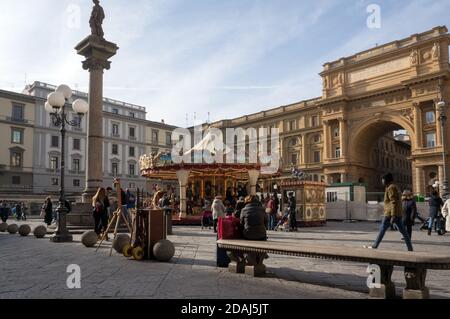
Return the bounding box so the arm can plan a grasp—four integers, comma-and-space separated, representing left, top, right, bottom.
96, 178, 132, 256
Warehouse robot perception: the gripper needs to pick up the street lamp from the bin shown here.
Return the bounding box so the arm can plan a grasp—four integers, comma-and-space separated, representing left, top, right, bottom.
436, 99, 449, 200
45, 84, 89, 242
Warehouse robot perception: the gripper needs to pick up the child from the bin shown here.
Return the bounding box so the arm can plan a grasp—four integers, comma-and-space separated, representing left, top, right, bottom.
275, 208, 290, 231
225, 201, 234, 217
201, 207, 213, 230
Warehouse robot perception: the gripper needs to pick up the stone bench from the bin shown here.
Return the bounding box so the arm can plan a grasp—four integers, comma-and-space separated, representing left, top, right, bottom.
217, 239, 450, 299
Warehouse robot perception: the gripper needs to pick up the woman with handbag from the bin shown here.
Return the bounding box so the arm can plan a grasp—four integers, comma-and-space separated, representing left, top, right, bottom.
92, 187, 110, 239
42, 197, 53, 226
265, 195, 276, 230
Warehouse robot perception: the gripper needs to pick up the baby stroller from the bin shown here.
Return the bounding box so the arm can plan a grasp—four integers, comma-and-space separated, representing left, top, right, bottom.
420, 214, 447, 235
201, 210, 213, 230
274, 209, 290, 232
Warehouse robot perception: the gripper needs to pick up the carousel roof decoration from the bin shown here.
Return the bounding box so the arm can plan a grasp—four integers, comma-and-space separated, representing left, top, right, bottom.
140, 131, 280, 180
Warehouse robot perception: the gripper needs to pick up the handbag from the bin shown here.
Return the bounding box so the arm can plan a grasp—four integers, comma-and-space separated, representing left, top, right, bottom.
218, 216, 242, 240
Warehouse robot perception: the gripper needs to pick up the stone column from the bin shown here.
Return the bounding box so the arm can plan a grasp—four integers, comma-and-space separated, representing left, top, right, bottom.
340, 173, 346, 183
176, 170, 190, 218
75, 35, 118, 203
413, 103, 423, 149
436, 110, 443, 146
339, 118, 347, 159
248, 169, 260, 195
300, 134, 306, 164
438, 165, 444, 195
415, 166, 425, 196
323, 120, 330, 160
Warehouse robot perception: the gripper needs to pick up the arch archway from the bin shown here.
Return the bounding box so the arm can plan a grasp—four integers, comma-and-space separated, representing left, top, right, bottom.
347, 116, 415, 194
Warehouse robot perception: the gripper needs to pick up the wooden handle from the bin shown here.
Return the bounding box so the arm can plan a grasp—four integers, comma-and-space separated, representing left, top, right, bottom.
114, 178, 122, 207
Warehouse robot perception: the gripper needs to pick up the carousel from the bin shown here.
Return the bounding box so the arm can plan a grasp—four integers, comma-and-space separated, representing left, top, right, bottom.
139, 133, 279, 220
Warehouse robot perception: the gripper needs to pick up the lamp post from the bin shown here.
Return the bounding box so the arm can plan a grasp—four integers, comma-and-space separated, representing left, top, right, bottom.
436, 99, 449, 199
45, 85, 89, 242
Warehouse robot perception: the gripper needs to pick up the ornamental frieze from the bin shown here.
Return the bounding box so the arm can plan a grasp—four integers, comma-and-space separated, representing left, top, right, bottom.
400, 108, 414, 123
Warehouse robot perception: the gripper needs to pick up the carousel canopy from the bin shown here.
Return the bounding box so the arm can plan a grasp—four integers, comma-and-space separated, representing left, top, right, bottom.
140, 129, 279, 180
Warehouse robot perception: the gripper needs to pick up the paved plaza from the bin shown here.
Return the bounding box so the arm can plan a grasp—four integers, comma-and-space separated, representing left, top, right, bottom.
1, 220, 449, 299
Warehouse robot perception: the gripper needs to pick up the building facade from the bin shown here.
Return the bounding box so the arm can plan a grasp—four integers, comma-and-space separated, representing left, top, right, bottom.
0, 90, 35, 197
206, 26, 450, 196
21, 81, 176, 197
145, 120, 177, 192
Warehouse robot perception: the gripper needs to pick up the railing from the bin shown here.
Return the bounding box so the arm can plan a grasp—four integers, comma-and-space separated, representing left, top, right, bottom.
33, 82, 146, 112
46, 168, 61, 173
0, 184, 33, 190
3, 116, 30, 124
68, 170, 84, 175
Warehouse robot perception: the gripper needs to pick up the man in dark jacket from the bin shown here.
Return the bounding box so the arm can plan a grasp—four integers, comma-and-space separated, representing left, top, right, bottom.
240, 195, 267, 241
428, 190, 444, 235
401, 190, 417, 240
365, 173, 413, 251
0, 201, 8, 223
288, 193, 297, 232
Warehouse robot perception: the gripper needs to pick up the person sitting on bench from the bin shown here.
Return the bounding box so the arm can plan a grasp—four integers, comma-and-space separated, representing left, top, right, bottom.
240, 195, 267, 241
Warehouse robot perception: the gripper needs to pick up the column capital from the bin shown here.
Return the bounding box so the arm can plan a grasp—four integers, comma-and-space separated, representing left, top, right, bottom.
82, 57, 111, 71
75, 35, 118, 71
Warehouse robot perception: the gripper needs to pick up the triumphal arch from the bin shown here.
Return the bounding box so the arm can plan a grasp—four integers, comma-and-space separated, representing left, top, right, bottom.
319, 26, 450, 195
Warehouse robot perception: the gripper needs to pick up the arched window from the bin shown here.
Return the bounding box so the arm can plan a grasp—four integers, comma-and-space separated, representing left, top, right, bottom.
313, 134, 321, 143
290, 138, 298, 147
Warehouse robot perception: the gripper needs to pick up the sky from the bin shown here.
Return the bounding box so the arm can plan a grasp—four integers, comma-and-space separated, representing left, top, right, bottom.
1, 0, 450, 127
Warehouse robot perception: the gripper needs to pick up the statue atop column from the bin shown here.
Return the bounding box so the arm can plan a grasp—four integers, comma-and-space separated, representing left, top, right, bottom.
90, 0, 105, 39
76, 0, 118, 205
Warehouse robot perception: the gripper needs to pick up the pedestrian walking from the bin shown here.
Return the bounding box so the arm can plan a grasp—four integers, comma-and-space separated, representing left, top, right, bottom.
20, 202, 27, 221
288, 192, 297, 232
364, 173, 413, 251
428, 190, 444, 236
401, 190, 417, 240
92, 187, 110, 239
42, 197, 53, 226
265, 194, 276, 230
0, 201, 8, 223
441, 197, 450, 234
212, 195, 226, 233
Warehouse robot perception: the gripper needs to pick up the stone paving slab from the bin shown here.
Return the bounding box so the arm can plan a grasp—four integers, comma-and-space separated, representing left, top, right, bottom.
0, 220, 449, 299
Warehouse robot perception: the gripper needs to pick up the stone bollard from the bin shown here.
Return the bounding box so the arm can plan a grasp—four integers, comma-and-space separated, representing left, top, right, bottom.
112, 234, 131, 254
81, 231, 98, 247
0, 222, 8, 232
33, 225, 47, 238
18, 224, 31, 236
153, 239, 175, 262
7, 224, 19, 234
